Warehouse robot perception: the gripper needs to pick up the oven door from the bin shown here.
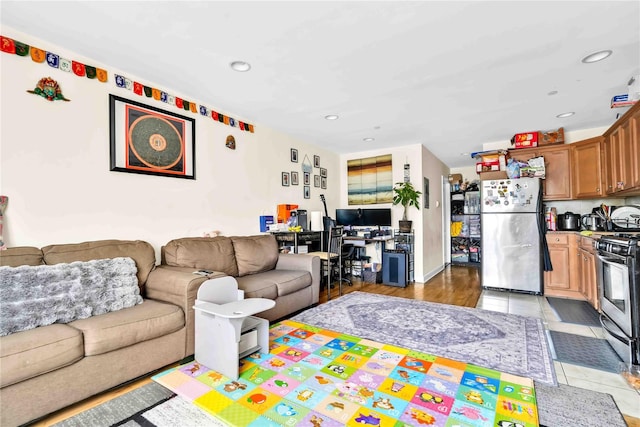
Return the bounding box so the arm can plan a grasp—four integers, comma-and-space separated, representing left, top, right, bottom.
596, 252, 633, 337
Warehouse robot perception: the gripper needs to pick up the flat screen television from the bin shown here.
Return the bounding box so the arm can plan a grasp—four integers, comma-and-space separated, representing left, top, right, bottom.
336, 209, 362, 226
362, 208, 392, 227
335, 208, 391, 227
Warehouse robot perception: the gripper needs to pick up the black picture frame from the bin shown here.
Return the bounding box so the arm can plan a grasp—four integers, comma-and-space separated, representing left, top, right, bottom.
282, 172, 290, 186
291, 148, 298, 162
314, 175, 320, 188
109, 94, 195, 179
313, 155, 320, 168
321, 176, 327, 189
291, 171, 299, 185
320, 167, 327, 177
304, 172, 310, 185
304, 185, 310, 199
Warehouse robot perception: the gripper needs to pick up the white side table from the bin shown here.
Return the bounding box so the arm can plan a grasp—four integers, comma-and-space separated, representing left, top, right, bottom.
193, 286, 275, 380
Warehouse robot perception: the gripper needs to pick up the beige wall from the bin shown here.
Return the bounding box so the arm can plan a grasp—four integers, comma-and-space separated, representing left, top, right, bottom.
0, 27, 339, 261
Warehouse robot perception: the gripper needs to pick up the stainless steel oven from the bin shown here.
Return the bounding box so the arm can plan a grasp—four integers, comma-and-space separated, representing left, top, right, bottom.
595, 234, 640, 365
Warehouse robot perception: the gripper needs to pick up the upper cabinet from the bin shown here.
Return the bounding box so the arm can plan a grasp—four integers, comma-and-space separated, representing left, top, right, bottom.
509, 144, 572, 200
572, 136, 604, 199
603, 102, 640, 196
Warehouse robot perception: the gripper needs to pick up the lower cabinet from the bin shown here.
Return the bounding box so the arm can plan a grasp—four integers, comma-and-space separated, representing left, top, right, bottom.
544, 233, 582, 299
577, 237, 599, 311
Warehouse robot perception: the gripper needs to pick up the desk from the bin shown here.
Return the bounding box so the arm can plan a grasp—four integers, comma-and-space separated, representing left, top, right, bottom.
271, 231, 323, 253
343, 235, 394, 251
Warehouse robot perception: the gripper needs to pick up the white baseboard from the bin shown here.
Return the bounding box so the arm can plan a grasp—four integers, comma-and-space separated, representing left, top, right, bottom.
416, 264, 445, 284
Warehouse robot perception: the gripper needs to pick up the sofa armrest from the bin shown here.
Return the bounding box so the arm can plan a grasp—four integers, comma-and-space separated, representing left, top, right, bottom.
275, 254, 321, 304
145, 265, 226, 356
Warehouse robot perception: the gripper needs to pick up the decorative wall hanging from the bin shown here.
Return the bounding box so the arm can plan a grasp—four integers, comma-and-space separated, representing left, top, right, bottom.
27, 77, 70, 101
320, 167, 327, 177
0, 33, 254, 132
424, 177, 430, 209
290, 149, 298, 162
301, 155, 313, 174
314, 175, 320, 188
225, 135, 236, 150
303, 172, 310, 186
304, 186, 310, 199
282, 172, 290, 186
321, 177, 327, 189
109, 95, 195, 180
1, 35, 108, 83
313, 155, 320, 168
291, 171, 299, 185
113, 73, 255, 133
347, 154, 393, 205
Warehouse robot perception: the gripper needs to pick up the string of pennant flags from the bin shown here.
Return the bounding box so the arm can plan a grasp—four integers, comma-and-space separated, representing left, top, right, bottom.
0, 34, 255, 132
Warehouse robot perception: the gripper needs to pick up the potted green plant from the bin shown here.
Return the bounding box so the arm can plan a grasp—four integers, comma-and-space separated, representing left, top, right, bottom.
392, 181, 422, 232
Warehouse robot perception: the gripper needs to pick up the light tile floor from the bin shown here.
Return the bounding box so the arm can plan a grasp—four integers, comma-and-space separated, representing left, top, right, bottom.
476, 290, 640, 419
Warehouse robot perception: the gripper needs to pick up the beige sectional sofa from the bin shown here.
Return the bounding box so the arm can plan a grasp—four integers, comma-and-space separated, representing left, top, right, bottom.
0, 234, 319, 426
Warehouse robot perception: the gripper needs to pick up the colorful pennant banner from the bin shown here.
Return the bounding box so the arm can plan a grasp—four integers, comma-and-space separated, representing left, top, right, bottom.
1, 35, 107, 83
114, 72, 255, 133
1, 34, 255, 133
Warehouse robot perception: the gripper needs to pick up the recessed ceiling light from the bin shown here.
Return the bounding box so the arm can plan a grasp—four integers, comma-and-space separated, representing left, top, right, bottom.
324, 115, 339, 120
230, 61, 251, 72
548, 90, 558, 96
363, 137, 375, 142
581, 50, 612, 64
556, 112, 575, 118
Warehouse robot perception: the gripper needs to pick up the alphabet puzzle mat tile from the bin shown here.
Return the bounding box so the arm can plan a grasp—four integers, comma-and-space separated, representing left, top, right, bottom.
153, 320, 539, 426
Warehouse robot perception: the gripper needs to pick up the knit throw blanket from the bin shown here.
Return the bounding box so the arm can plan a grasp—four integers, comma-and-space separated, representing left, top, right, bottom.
0, 257, 142, 336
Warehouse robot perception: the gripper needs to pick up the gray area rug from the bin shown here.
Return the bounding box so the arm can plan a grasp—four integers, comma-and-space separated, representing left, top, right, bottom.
548, 330, 622, 373
292, 291, 557, 385
546, 297, 601, 327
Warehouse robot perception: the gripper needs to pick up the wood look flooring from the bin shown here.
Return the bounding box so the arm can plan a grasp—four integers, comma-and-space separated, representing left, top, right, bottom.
30, 265, 639, 427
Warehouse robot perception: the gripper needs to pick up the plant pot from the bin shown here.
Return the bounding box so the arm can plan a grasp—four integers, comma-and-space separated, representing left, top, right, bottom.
398, 220, 412, 233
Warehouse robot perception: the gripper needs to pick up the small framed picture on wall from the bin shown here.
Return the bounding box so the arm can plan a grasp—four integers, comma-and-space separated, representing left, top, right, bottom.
314, 175, 320, 187
304, 186, 310, 199
313, 155, 320, 168
320, 167, 327, 177
304, 172, 310, 185
282, 172, 290, 186
290, 148, 298, 163
291, 171, 299, 185
321, 177, 327, 189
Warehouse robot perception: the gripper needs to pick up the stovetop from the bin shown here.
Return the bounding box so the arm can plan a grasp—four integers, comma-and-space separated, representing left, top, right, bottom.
597, 233, 640, 255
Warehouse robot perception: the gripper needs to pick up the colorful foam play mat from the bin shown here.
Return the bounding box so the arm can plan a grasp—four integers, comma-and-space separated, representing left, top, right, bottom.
153, 320, 539, 426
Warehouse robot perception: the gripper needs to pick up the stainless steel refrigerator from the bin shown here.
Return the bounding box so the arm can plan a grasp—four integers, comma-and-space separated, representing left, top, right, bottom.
481, 177, 543, 294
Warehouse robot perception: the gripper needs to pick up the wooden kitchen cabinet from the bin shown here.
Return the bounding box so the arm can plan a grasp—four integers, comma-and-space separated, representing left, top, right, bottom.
603, 102, 640, 195
509, 145, 572, 200
544, 233, 582, 299
572, 136, 604, 198
577, 236, 599, 311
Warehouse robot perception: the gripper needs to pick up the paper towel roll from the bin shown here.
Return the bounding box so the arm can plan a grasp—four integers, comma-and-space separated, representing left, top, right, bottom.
310, 211, 323, 231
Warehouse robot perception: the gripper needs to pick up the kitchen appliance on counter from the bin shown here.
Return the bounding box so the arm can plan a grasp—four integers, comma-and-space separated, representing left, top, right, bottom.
557, 211, 581, 231
481, 177, 544, 294
581, 213, 605, 231
596, 233, 640, 365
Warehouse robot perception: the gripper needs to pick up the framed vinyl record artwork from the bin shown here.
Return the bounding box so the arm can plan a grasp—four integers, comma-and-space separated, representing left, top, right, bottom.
109, 94, 195, 179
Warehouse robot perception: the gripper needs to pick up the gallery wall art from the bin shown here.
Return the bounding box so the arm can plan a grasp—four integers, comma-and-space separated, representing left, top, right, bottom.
347, 154, 392, 205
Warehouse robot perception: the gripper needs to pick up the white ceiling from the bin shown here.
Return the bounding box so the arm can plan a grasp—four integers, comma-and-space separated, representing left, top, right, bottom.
2, 1, 639, 168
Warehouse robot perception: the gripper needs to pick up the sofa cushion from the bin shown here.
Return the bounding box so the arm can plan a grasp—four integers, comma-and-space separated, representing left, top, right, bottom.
231, 235, 279, 277
236, 269, 311, 299
162, 237, 239, 277
68, 299, 184, 356
0, 324, 83, 387
41, 240, 156, 292
0, 246, 44, 267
